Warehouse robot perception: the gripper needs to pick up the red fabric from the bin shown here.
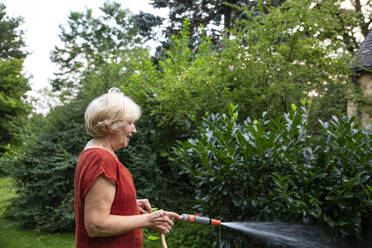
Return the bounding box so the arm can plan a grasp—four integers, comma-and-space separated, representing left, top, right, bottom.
74, 148, 143, 248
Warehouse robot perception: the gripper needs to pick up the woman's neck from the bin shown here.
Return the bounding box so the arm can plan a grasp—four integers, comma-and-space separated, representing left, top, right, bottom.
86, 138, 117, 158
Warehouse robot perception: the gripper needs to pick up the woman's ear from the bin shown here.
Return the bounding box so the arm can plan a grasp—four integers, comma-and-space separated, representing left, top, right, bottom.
105, 124, 114, 135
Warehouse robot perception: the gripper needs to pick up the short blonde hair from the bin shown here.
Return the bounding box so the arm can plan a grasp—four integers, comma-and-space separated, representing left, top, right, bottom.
85, 88, 141, 138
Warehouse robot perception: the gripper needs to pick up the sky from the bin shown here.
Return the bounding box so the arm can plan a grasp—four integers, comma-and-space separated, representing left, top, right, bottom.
2, 0, 168, 107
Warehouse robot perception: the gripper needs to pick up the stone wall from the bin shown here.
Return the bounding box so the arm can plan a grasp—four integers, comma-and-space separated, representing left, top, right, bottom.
360, 73, 372, 127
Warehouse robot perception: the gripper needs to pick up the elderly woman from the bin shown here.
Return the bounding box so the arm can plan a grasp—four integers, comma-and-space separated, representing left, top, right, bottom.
74, 88, 180, 248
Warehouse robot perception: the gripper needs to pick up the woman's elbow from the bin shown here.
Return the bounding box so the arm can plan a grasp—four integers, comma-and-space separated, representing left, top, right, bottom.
85, 222, 106, 238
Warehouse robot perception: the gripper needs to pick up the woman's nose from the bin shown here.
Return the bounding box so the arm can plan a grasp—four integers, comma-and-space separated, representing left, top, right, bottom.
132, 124, 137, 133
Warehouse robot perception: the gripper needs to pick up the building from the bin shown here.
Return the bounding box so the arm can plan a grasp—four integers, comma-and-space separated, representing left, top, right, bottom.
351, 30, 372, 127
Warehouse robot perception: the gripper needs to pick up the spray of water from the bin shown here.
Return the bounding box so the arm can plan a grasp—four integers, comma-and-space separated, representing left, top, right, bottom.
222, 221, 336, 248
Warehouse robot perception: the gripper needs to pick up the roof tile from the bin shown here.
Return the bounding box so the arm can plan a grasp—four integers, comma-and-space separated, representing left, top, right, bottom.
356, 30, 372, 68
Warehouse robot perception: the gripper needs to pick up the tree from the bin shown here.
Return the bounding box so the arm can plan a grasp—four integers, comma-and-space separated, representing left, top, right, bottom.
2, 1, 193, 230
0, 3, 27, 59
133, 11, 163, 41
0, 59, 30, 153
0, 3, 30, 154
50, 1, 144, 93
148, 0, 286, 50
130, 0, 353, 128
152, 0, 243, 35
311, 0, 372, 54
147, 0, 372, 57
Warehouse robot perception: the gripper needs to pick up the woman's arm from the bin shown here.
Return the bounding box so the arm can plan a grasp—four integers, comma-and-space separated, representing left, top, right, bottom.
84, 174, 179, 238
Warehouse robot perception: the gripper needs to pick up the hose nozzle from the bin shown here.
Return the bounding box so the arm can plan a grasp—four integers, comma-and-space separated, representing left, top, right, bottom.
181, 214, 222, 226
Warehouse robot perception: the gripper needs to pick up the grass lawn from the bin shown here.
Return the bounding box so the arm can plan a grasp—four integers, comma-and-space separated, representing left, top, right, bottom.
0, 176, 75, 248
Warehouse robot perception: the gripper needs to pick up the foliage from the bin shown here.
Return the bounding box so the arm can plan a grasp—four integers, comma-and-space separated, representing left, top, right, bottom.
0, 3, 27, 59
174, 103, 372, 244
143, 222, 215, 248
149, 0, 286, 50
1, 74, 117, 231
133, 11, 163, 41
142, 19, 230, 125
50, 1, 143, 93
2, 47, 193, 231
2, 104, 87, 231
130, 0, 353, 129
0, 61, 115, 230
0, 1, 194, 231
2, 0, 368, 241
80, 52, 194, 212
309, 0, 372, 53
0, 176, 16, 214
150, 0, 372, 55
226, 0, 354, 122
0, 3, 30, 156
0, 59, 30, 154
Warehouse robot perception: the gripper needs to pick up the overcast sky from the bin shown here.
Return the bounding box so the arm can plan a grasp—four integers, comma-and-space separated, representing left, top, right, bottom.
2, 0, 167, 96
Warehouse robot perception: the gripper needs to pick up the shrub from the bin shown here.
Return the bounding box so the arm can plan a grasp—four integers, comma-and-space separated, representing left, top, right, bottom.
174, 103, 372, 243
1, 65, 194, 231
1, 105, 87, 231
127, 1, 354, 129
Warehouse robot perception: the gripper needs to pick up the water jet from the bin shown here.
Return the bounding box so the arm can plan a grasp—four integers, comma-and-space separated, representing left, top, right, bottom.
181, 214, 336, 248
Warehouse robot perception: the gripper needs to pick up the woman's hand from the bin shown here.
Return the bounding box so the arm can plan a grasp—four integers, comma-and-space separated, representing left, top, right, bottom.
146, 210, 181, 234
137, 199, 152, 214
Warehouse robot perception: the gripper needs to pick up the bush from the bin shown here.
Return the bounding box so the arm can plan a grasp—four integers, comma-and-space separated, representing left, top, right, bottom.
174, 103, 372, 244
1, 104, 87, 231
1, 65, 194, 231
126, 1, 354, 129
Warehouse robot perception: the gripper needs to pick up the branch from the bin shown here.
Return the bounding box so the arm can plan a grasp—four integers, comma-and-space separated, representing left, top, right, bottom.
280, 95, 288, 113
354, 0, 361, 13
354, 0, 370, 38
193, 12, 217, 24
334, 8, 358, 53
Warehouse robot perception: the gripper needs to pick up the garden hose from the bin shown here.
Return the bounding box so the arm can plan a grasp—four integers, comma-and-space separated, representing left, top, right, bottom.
161, 233, 167, 248
160, 214, 222, 248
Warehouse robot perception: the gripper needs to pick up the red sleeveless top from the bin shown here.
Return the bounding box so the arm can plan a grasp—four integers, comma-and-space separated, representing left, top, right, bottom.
74, 148, 143, 248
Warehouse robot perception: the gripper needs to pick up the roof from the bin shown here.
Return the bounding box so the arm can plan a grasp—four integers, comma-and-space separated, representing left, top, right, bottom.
354, 30, 372, 72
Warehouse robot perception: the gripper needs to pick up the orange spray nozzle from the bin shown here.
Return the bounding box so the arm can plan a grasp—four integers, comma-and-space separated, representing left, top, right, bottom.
211, 218, 222, 226
181, 214, 222, 226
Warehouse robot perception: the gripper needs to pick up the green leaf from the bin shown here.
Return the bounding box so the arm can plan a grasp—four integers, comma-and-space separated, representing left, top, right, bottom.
291, 103, 297, 112
147, 236, 160, 241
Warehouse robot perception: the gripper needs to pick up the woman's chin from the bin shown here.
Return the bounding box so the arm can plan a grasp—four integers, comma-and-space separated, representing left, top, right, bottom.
121, 141, 129, 149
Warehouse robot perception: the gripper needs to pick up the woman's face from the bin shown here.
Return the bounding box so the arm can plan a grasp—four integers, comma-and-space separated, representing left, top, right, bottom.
112, 121, 137, 150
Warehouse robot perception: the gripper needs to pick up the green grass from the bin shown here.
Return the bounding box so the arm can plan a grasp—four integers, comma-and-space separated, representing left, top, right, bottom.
0, 176, 75, 248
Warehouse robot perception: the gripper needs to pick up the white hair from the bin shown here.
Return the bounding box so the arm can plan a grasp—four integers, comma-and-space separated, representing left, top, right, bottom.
84, 88, 141, 138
